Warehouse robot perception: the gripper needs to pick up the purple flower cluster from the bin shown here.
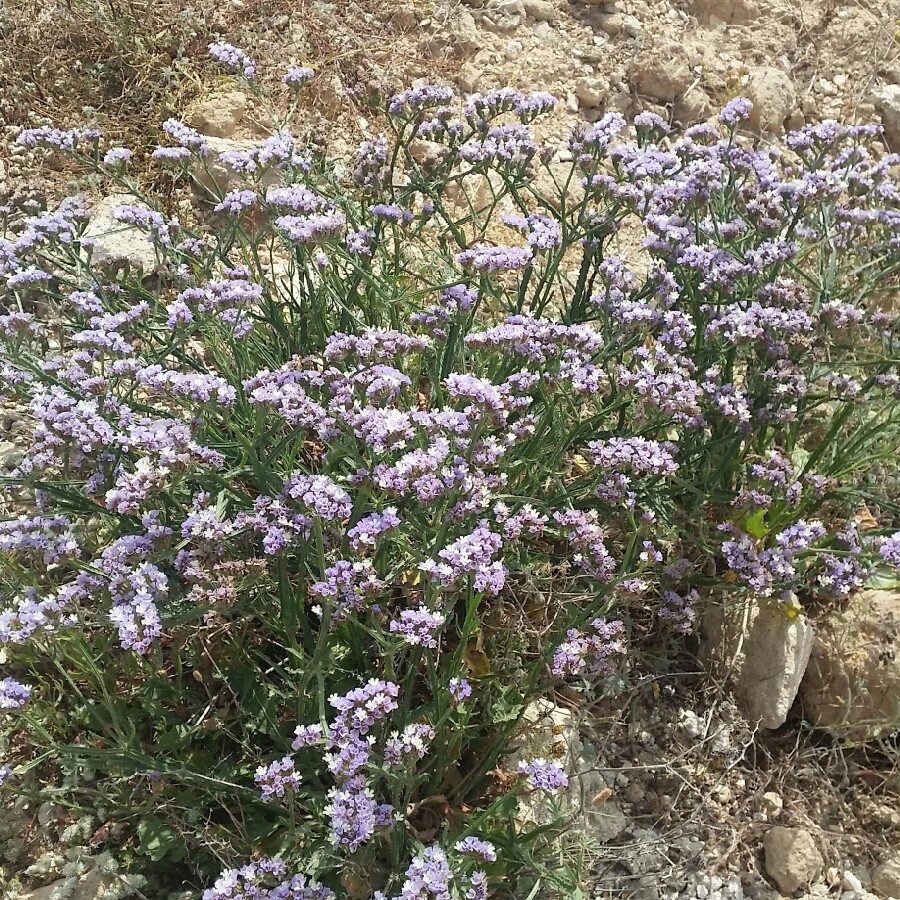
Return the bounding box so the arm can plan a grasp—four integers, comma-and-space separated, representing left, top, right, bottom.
389, 608, 446, 648
255, 756, 301, 800
0, 678, 31, 710
348, 508, 401, 550
456, 246, 533, 272
208, 42, 256, 78
517, 758, 569, 790
311, 560, 384, 617
203, 858, 334, 900
419, 525, 506, 596
283, 473, 352, 521
553, 509, 616, 581
880, 533, 900, 568
448, 677, 472, 703
585, 437, 678, 476
552, 618, 625, 678
384, 723, 435, 764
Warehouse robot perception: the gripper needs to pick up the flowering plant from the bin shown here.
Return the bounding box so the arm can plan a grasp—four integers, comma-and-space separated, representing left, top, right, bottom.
2, 51, 900, 894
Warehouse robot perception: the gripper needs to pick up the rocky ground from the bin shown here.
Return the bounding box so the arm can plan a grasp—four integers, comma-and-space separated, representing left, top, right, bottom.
2, 0, 900, 898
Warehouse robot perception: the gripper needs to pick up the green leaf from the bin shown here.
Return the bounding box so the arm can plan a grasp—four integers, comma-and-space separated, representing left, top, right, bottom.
136, 818, 185, 863
743, 508, 768, 539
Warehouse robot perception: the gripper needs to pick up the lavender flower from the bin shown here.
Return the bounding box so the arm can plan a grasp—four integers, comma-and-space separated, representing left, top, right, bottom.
448, 677, 472, 703
208, 42, 256, 78
456, 246, 533, 272
255, 756, 301, 800
348, 508, 401, 550
384, 722, 435, 764
214, 189, 258, 216
419, 525, 506, 596
311, 560, 383, 617
329, 679, 400, 743
370, 203, 414, 223
0, 678, 31, 710
283, 66, 315, 85
880, 532, 900, 568
389, 608, 446, 648
394, 847, 453, 900
276, 212, 346, 243
283, 473, 352, 521
517, 758, 568, 790
103, 147, 132, 166
586, 437, 679, 476
455, 837, 497, 862
388, 85, 455, 116
292, 724, 324, 749
552, 618, 625, 678
719, 97, 753, 127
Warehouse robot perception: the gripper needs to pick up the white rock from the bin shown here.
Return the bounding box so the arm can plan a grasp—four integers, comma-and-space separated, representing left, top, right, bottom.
575, 76, 610, 108
800, 590, 900, 739
760, 791, 783, 819
873, 853, 900, 898
678, 708, 704, 739
631, 41, 692, 102
843, 873, 863, 892
763, 827, 824, 894
744, 67, 796, 135
691, 0, 757, 23
522, 0, 556, 20
189, 90, 248, 138
703, 596, 814, 729
873, 85, 900, 150
82, 194, 161, 274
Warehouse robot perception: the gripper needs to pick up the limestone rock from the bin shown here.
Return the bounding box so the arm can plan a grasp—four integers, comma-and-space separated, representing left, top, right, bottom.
703, 596, 814, 729
873, 853, 900, 899
673, 85, 713, 123
522, 0, 555, 21
763, 827, 824, 894
873, 85, 900, 150
509, 700, 628, 843
691, 0, 758, 23
82, 194, 160, 274
189, 90, 248, 138
632, 41, 693, 103
575, 76, 610, 108
799, 590, 900, 739
482, 0, 525, 30
744, 67, 796, 135
452, 8, 481, 55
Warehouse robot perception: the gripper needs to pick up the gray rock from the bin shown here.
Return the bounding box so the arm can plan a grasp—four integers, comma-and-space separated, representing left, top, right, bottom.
744, 67, 796, 135
873, 853, 900, 898
522, 0, 555, 21
82, 194, 161, 274
764, 827, 824, 894
873, 85, 900, 150
189, 90, 248, 138
575, 75, 610, 108
0, 441, 23, 470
